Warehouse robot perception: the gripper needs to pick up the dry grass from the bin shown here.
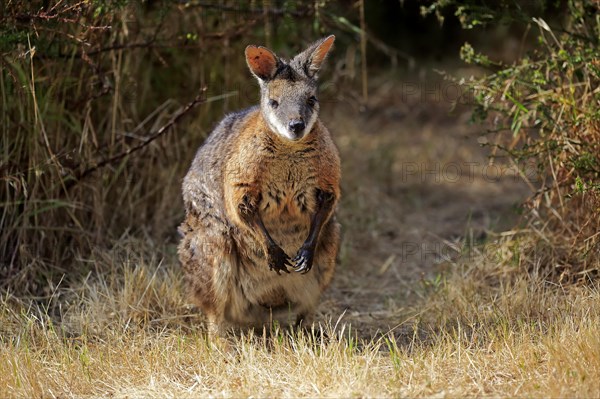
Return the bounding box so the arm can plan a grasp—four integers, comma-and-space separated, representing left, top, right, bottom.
1, 236, 599, 398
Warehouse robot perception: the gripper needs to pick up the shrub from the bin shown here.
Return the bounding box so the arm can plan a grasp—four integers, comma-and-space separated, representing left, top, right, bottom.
426, 0, 600, 280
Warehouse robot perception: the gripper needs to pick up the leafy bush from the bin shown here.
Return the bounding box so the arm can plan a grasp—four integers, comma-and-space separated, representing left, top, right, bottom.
427, 0, 600, 279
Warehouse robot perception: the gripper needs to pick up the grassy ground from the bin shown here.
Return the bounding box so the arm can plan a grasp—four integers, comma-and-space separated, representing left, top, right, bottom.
2, 75, 599, 398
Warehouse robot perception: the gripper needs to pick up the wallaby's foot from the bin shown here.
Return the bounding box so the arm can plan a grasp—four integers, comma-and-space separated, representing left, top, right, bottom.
292, 245, 314, 274
267, 243, 292, 274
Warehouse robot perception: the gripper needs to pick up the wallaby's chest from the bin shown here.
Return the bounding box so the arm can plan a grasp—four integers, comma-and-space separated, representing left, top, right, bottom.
259, 153, 318, 221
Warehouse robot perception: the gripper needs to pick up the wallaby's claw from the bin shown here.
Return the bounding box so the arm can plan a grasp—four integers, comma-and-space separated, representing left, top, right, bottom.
293, 246, 314, 274
267, 244, 291, 274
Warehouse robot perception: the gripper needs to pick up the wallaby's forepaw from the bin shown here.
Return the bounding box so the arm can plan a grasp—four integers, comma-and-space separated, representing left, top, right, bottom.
267, 244, 292, 275
292, 246, 314, 274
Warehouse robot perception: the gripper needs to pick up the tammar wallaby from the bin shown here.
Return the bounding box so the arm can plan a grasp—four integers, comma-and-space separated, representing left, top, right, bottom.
178, 35, 341, 335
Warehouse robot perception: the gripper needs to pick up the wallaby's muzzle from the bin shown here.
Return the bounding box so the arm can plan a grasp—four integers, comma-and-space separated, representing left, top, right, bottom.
288, 119, 306, 137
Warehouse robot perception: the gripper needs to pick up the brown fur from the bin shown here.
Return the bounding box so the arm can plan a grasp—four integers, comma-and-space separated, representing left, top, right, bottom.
178, 37, 340, 335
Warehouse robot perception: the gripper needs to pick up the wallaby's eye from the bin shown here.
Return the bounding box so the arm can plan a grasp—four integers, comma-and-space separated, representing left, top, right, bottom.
269, 99, 279, 109
307, 96, 318, 107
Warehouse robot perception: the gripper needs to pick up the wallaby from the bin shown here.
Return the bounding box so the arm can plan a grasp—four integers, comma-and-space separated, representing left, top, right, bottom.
178, 35, 341, 335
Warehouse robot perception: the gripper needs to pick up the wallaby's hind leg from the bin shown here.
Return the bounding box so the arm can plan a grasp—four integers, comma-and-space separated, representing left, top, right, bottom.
178, 216, 236, 336
314, 219, 341, 290
290, 220, 340, 334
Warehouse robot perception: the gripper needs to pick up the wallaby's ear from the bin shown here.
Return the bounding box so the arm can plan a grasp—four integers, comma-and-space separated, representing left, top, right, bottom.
295, 35, 335, 78
245, 45, 279, 81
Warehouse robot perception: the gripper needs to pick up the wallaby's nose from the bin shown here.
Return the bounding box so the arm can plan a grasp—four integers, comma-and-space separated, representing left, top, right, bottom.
288, 119, 305, 135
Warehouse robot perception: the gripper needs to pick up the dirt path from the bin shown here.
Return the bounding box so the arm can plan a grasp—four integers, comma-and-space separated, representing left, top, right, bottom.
316, 78, 530, 339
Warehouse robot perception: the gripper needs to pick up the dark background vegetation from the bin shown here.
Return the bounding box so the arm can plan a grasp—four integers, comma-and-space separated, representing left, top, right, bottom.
1, 0, 598, 296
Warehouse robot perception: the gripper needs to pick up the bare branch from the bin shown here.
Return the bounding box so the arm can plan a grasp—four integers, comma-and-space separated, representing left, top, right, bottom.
66, 88, 206, 189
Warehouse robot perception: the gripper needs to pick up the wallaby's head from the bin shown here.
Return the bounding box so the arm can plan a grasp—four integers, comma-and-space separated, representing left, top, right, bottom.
245, 35, 335, 141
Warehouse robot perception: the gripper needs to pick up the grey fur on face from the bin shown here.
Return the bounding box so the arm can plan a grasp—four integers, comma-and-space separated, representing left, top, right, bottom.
246, 36, 335, 141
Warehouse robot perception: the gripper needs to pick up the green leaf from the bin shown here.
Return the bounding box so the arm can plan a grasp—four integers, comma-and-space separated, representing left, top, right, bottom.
505, 92, 529, 114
